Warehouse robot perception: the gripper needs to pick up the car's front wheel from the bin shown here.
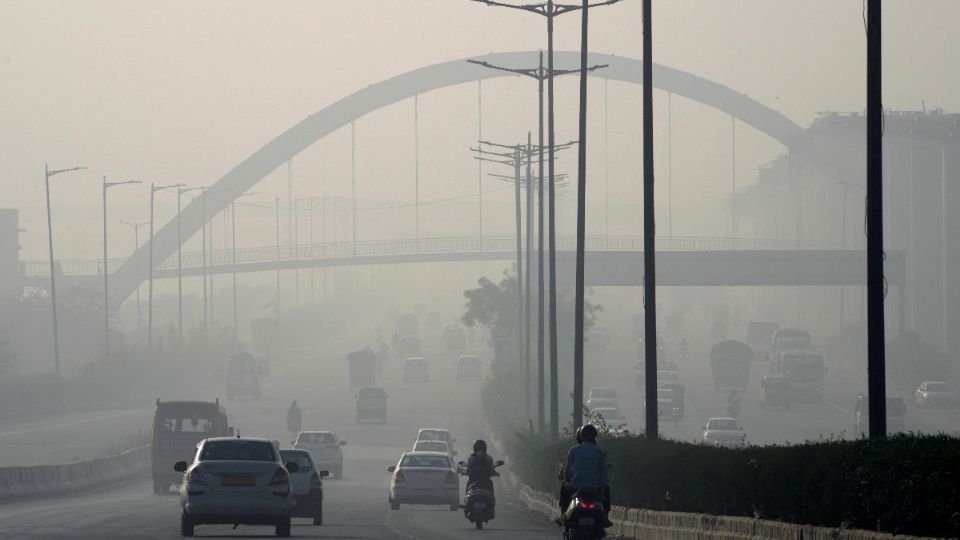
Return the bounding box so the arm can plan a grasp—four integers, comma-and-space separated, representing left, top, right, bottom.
180, 513, 194, 537
313, 503, 323, 526
276, 515, 291, 537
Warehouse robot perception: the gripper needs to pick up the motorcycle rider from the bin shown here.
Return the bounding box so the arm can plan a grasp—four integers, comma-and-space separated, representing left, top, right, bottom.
559, 424, 612, 527
465, 440, 498, 516
286, 400, 302, 432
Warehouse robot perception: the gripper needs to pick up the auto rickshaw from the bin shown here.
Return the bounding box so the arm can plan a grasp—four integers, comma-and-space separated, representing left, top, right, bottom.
760, 375, 791, 409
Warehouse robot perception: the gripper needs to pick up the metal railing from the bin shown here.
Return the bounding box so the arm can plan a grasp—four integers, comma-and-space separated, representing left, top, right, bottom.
22, 235, 833, 277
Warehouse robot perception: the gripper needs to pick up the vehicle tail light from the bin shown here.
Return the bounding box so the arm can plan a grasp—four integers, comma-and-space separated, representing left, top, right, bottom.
394, 470, 405, 483
186, 470, 205, 485
445, 471, 458, 484
310, 472, 322, 487
579, 500, 597, 510
270, 468, 289, 486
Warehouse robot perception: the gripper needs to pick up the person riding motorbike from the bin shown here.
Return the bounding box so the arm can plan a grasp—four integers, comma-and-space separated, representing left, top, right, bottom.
465, 440, 498, 516
558, 424, 612, 528
286, 400, 302, 432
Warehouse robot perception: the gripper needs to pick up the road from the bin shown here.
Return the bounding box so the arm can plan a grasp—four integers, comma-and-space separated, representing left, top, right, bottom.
0, 342, 558, 539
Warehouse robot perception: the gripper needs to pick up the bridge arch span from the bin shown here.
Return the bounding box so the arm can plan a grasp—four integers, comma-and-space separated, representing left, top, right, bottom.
112, 51, 803, 302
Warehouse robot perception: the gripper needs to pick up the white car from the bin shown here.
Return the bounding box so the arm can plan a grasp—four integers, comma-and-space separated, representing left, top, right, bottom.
388, 451, 459, 510
413, 439, 456, 458
588, 387, 618, 400
293, 431, 346, 478
915, 381, 956, 407
702, 418, 747, 448
416, 428, 455, 455
175, 437, 293, 537
279, 449, 328, 526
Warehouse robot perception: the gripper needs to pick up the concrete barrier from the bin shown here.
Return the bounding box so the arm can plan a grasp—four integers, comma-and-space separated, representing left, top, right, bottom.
0, 445, 149, 500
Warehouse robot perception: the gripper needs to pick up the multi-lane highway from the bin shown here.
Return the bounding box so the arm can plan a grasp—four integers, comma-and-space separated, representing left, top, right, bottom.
0, 344, 557, 538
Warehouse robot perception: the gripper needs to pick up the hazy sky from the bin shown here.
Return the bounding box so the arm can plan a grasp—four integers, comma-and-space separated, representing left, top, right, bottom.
2, 1, 958, 260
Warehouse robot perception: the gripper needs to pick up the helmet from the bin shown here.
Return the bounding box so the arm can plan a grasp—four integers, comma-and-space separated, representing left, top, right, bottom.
578, 424, 598, 443
291, 400, 298, 407
472, 439, 487, 453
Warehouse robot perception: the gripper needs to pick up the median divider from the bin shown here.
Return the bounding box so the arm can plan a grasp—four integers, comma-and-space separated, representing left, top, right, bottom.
480, 420, 928, 540
0, 445, 150, 500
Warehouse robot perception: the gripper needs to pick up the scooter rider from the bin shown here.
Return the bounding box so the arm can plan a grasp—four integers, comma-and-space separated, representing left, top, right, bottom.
559, 424, 612, 527
465, 440, 498, 514
286, 400, 302, 432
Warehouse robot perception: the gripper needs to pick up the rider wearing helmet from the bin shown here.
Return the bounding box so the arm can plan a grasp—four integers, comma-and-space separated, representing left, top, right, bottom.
559, 424, 612, 527
465, 439, 498, 516
286, 400, 302, 432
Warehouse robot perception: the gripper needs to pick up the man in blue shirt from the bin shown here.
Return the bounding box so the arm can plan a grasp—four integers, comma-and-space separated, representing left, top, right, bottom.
559, 424, 612, 527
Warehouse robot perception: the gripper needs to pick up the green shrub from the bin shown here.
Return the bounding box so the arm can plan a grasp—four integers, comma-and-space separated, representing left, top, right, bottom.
507, 429, 960, 537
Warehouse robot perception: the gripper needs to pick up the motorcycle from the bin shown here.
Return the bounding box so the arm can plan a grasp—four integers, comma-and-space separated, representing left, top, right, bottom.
562, 487, 607, 539
458, 459, 504, 530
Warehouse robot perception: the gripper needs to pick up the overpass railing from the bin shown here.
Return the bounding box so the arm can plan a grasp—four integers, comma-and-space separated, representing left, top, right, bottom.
22, 235, 832, 277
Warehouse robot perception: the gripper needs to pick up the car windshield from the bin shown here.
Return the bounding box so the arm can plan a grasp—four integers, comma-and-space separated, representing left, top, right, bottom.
414, 441, 447, 452
298, 432, 336, 444
590, 389, 616, 398
156, 409, 216, 433
200, 441, 276, 461
708, 419, 738, 431
657, 389, 674, 400
400, 454, 452, 469
358, 388, 385, 398
279, 451, 313, 471
926, 382, 952, 393
418, 431, 450, 442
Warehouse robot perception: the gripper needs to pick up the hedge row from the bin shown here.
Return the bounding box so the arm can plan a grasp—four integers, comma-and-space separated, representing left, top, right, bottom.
505, 426, 960, 538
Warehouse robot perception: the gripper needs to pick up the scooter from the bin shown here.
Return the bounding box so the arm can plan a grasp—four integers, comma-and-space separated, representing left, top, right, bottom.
562, 487, 607, 539
458, 459, 504, 530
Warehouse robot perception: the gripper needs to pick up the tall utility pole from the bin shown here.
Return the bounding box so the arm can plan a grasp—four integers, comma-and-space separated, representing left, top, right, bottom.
731, 116, 737, 244
478, 81, 483, 245
525, 133, 534, 421
177, 186, 202, 348
471, 0, 621, 442
467, 56, 597, 432
667, 92, 673, 238
44, 164, 86, 376
351, 121, 358, 257
865, 0, 886, 440
103, 177, 140, 362
572, 0, 590, 429
149, 183, 182, 353
230, 192, 257, 340
275, 195, 281, 306
414, 95, 420, 249
642, 0, 660, 441
120, 219, 146, 338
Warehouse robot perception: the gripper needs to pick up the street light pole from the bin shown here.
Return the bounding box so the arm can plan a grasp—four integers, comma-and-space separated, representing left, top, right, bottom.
149, 183, 182, 352
120, 219, 146, 339
103, 177, 141, 362
642, 0, 660, 441
176, 186, 203, 348
471, 0, 622, 441
44, 164, 86, 376
572, 0, 590, 429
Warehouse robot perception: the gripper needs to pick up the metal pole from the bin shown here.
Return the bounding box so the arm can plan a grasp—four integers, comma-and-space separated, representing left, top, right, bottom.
668, 92, 672, 238
572, 0, 589, 429
177, 188, 183, 348
148, 185, 155, 352
478, 81, 483, 245
295, 198, 300, 308
415, 95, 420, 249
547, 0, 560, 444
604, 77, 609, 242
941, 146, 948, 353
732, 115, 737, 245
525, 133, 534, 422
102, 177, 109, 362
310, 197, 315, 304
642, 0, 659, 441
866, 0, 886, 439
840, 186, 848, 325
44, 165, 61, 376
276, 196, 281, 306
232, 201, 238, 339
514, 146, 524, 411
537, 51, 546, 432
201, 192, 207, 334
352, 122, 358, 257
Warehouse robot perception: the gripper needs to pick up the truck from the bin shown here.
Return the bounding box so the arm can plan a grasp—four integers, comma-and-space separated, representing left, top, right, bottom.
769, 328, 814, 360
347, 348, 377, 388
773, 350, 825, 401
151, 399, 231, 493
709, 340, 753, 390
